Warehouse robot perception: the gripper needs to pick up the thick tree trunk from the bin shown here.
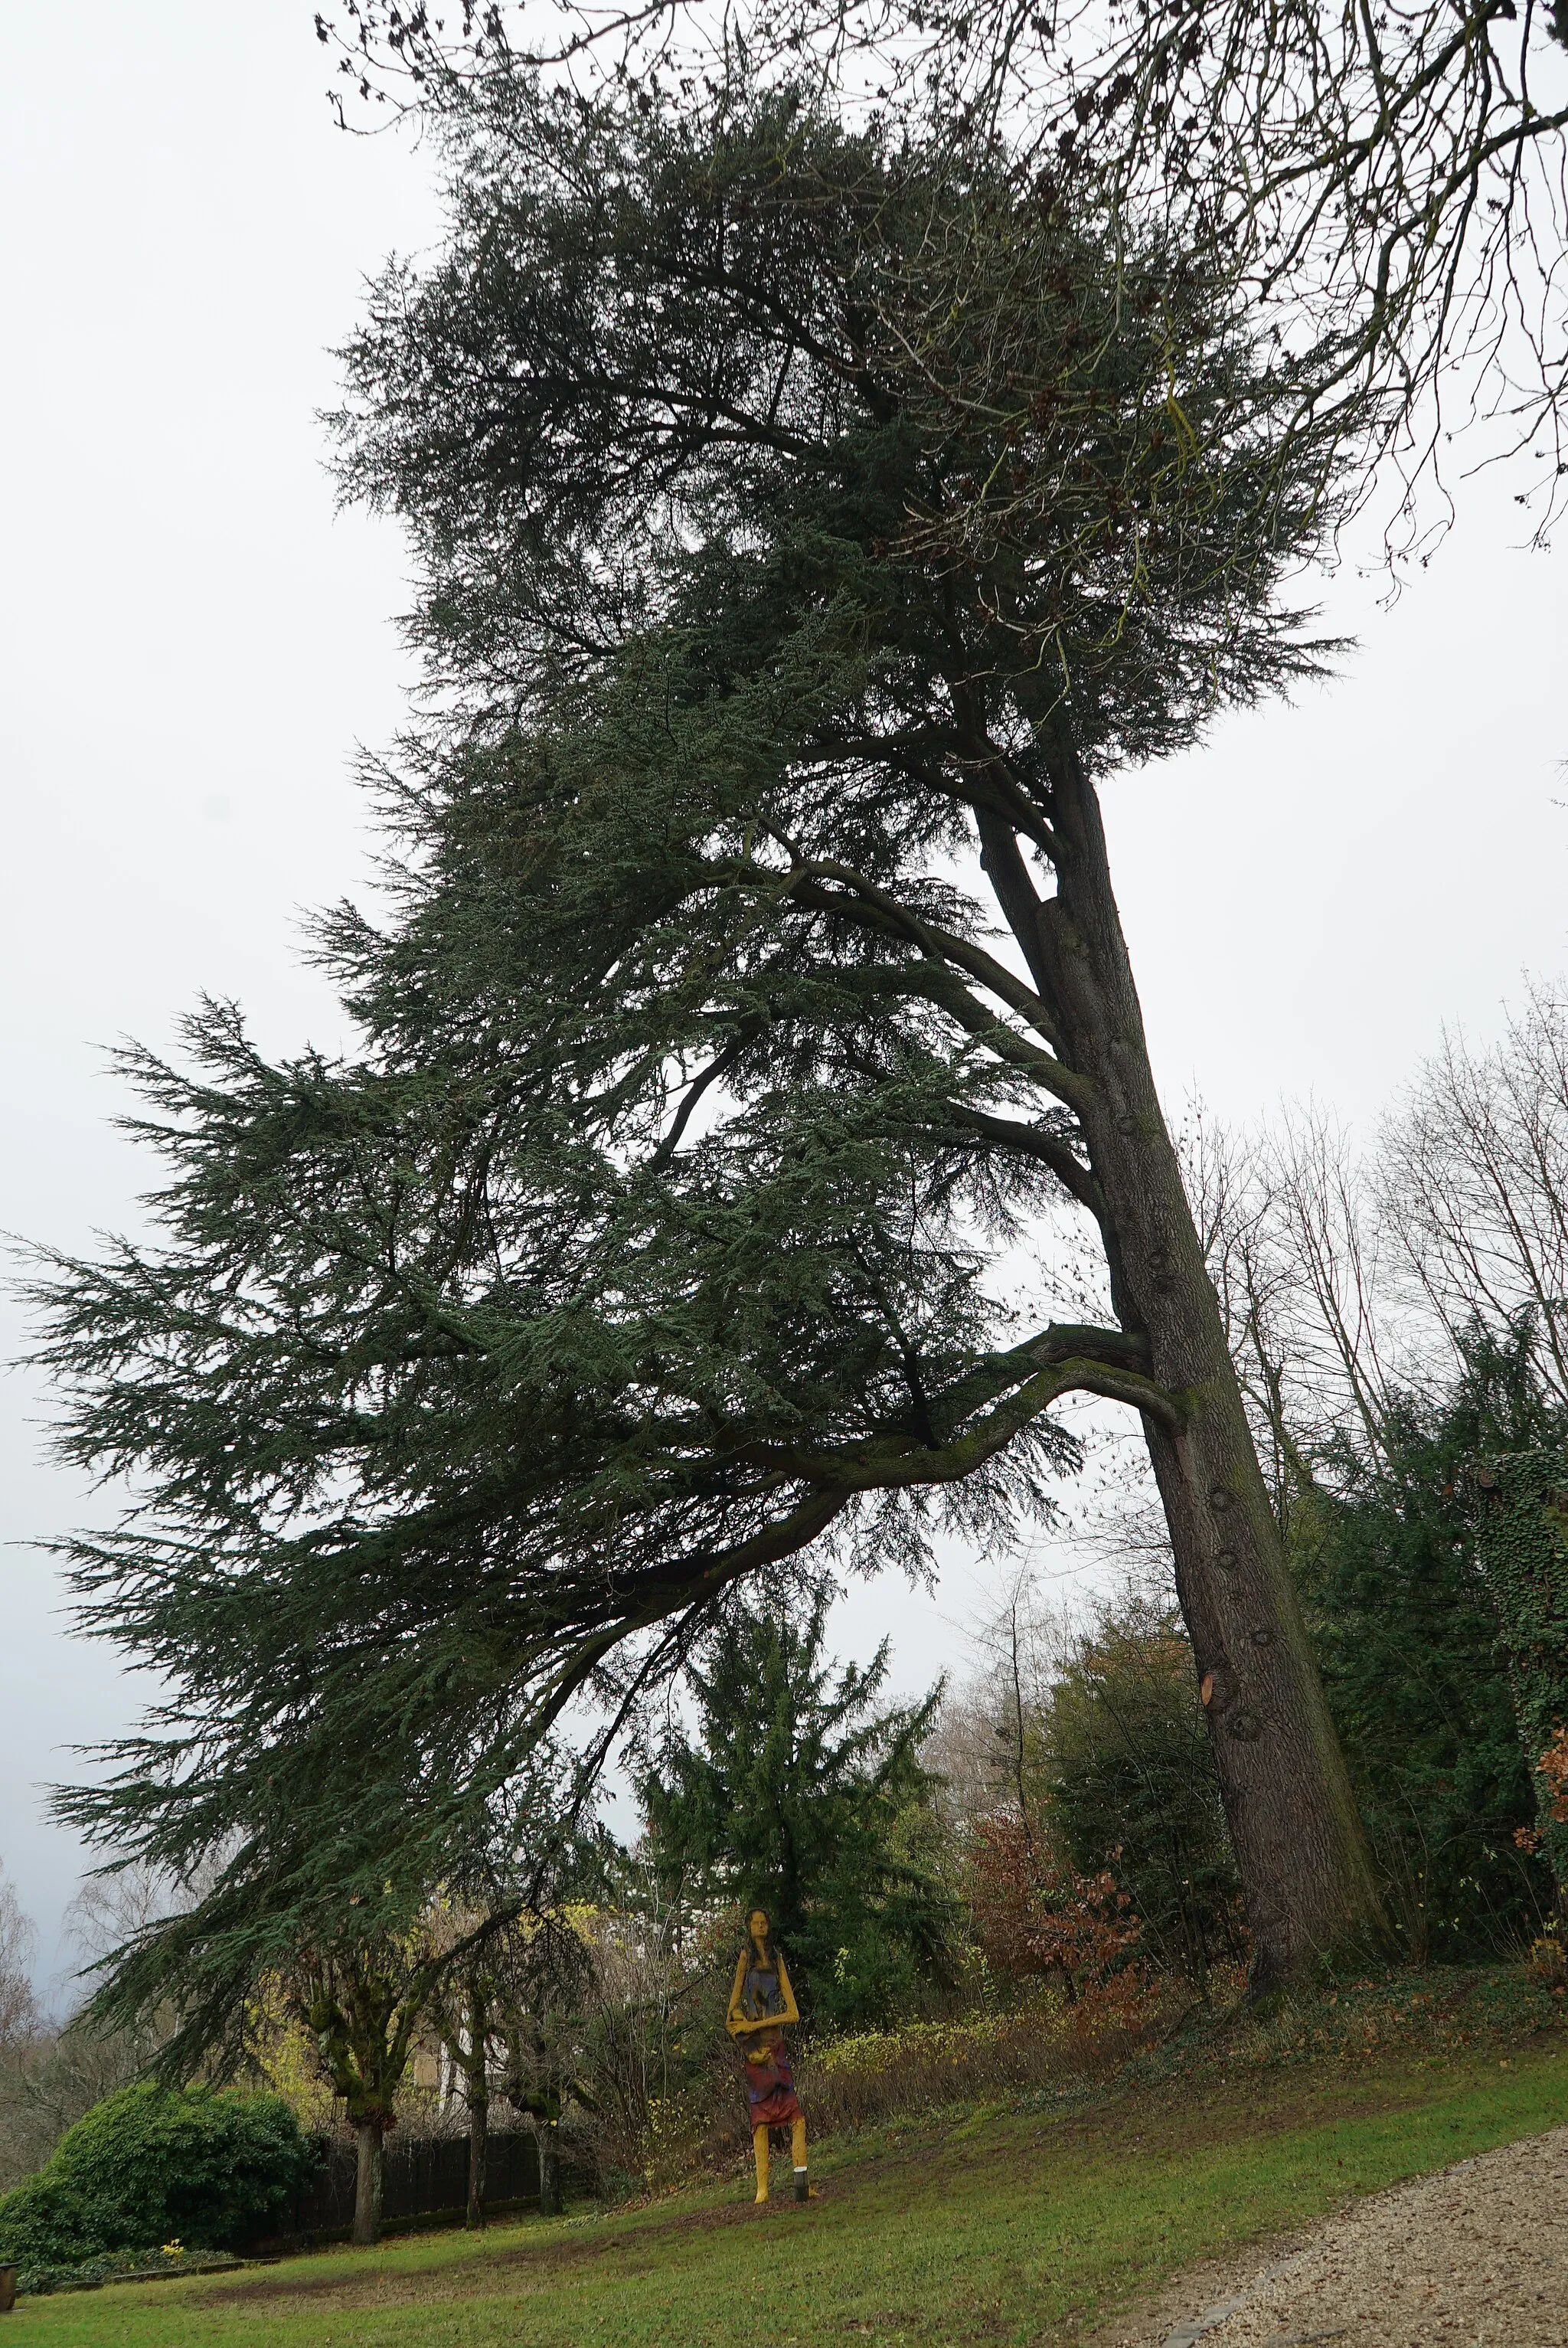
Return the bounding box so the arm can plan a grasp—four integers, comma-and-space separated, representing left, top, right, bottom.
351, 2121, 384, 2247
466, 2083, 488, 2229
988, 743, 1388, 1985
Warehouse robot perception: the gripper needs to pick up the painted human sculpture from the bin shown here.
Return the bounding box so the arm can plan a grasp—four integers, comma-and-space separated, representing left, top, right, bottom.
726, 1908, 812, 2203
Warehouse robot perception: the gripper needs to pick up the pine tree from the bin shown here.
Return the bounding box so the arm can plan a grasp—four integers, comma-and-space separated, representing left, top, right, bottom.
639, 1591, 949, 2029
33, 80, 1383, 2029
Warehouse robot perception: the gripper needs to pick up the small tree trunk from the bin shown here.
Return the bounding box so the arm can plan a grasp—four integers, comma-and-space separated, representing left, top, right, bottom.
537, 2120, 559, 2217
466, 2085, 488, 2229
985, 741, 1389, 1986
351, 2121, 384, 2247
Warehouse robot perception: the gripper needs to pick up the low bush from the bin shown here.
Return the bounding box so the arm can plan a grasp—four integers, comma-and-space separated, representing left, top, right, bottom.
0, 2081, 318, 2268
629, 1985, 1184, 2191
1524, 1930, 1567, 1992
16, 2243, 243, 2297
799, 1982, 1180, 2136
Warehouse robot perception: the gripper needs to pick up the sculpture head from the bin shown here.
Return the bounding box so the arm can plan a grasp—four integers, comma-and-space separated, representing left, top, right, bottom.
748, 1908, 770, 1951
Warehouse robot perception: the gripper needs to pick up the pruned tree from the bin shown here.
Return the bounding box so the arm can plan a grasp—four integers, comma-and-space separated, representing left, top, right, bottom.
288, 1921, 453, 2245
567, 1858, 708, 2183
426, 1922, 498, 2229
425, 1790, 606, 2231
31, 81, 1385, 1997
491, 1910, 596, 2216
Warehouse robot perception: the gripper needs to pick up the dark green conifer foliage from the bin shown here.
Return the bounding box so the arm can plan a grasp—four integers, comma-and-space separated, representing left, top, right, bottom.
1297, 1321, 1559, 1954
639, 1592, 949, 2029
1045, 1604, 1246, 1990
28, 74, 1375, 2042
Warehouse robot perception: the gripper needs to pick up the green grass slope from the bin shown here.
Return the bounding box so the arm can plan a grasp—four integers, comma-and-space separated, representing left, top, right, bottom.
6, 2020, 1565, 2348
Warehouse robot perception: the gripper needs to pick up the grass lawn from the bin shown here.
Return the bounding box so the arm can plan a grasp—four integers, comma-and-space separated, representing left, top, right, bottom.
8, 2026, 1565, 2348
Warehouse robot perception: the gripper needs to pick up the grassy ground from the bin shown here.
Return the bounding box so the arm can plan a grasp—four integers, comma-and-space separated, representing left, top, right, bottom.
8, 1977, 1566, 2347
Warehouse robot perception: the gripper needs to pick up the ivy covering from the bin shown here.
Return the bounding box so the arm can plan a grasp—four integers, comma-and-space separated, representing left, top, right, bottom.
1475, 1450, 1568, 1904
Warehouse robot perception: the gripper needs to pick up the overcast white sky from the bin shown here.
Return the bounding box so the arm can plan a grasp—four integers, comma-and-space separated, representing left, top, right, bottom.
3, 4, 1565, 1998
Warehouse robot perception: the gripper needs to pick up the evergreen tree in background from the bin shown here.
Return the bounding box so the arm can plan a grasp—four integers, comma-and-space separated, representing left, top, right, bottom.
1045, 1602, 1246, 1991
28, 74, 1387, 2055
639, 1593, 949, 2030
1295, 1320, 1560, 1958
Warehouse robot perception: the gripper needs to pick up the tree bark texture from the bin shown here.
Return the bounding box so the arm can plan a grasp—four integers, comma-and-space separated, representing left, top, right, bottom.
351, 2121, 384, 2247
986, 741, 1387, 1984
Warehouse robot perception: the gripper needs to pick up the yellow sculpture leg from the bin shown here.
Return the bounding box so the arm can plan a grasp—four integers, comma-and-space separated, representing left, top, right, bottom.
791, 2113, 815, 2199
753, 2124, 770, 2203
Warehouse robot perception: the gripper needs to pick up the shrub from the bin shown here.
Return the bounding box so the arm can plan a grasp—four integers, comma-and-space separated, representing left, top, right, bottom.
17, 2245, 243, 2297
967, 1814, 1142, 1998
629, 1996, 1182, 2189
0, 2082, 318, 2267
1044, 1603, 1249, 1985
1524, 1930, 1568, 1992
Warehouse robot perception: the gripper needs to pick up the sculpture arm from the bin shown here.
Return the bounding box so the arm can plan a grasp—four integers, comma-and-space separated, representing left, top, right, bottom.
725, 1947, 754, 2039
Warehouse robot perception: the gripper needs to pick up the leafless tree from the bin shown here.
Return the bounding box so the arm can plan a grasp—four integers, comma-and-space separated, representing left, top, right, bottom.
1379, 975, 1568, 1402
64, 1862, 194, 1973
926, 1572, 1067, 1840
1191, 1104, 1407, 1492
0, 1862, 168, 2192
1054, 0, 1568, 546
0, 1866, 40, 2057
1181, 979, 1568, 1497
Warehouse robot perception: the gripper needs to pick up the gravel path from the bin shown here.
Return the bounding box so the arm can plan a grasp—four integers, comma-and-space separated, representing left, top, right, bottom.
1125, 2124, 1568, 2348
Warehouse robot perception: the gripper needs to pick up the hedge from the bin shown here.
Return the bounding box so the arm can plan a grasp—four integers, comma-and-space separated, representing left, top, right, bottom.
0, 2082, 318, 2268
